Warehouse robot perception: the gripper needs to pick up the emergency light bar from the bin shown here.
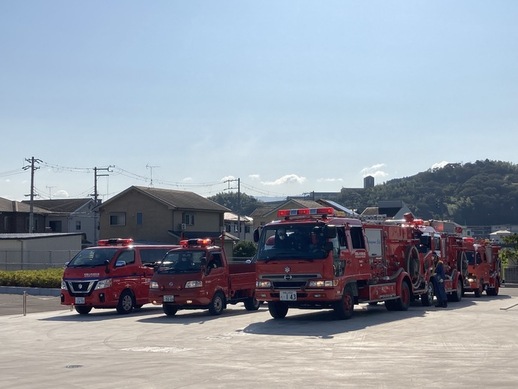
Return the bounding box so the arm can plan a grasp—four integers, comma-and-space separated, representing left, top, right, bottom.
97, 238, 134, 246
180, 238, 213, 247
277, 207, 335, 218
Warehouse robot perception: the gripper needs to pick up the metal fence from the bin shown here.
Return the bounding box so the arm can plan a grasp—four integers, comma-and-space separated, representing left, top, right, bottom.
0, 250, 80, 271
504, 266, 518, 283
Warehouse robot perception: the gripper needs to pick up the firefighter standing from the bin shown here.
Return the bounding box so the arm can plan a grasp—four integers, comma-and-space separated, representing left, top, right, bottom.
433, 256, 448, 308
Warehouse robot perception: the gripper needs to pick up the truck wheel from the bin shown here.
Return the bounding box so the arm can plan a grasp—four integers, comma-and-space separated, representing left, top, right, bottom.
268, 301, 288, 319
421, 281, 434, 307
448, 278, 462, 302
74, 306, 92, 315
209, 292, 225, 315
244, 297, 261, 311
386, 281, 410, 311
487, 279, 500, 296
116, 290, 135, 314
333, 286, 354, 320
163, 304, 178, 316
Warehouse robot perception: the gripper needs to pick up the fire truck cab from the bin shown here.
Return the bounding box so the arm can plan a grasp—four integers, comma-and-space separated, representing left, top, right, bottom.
462, 237, 501, 296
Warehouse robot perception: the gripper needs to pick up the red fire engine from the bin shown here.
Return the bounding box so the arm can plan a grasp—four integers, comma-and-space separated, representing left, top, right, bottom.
61, 238, 178, 314
253, 207, 416, 320
461, 237, 501, 296
149, 238, 259, 316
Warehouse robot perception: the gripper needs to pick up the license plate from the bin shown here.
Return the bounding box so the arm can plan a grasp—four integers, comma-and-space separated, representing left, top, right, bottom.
280, 290, 297, 301
74, 297, 85, 304
163, 295, 175, 302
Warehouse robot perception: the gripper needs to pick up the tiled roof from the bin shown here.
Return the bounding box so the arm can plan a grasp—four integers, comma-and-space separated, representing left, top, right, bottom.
21, 198, 94, 213
100, 186, 230, 212
0, 197, 50, 214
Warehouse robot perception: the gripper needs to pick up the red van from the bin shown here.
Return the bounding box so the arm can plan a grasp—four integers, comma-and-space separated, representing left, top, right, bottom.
60, 238, 178, 315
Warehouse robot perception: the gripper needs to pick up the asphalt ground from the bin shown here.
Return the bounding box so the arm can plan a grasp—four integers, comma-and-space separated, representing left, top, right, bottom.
1, 287, 518, 388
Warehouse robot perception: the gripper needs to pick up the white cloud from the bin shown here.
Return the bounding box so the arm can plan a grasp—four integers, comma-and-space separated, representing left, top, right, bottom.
53, 190, 69, 198
220, 175, 236, 182
431, 161, 450, 169
182, 177, 193, 182
249, 174, 260, 180
316, 178, 344, 183
361, 163, 389, 179
261, 174, 307, 186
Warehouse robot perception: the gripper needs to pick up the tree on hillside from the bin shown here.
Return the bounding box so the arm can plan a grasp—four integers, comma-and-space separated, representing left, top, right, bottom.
208, 192, 262, 216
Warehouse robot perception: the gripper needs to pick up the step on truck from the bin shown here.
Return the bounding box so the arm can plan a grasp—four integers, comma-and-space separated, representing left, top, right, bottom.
61, 238, 179, 315
253, 207, 415, 320
149, 238, 260, 316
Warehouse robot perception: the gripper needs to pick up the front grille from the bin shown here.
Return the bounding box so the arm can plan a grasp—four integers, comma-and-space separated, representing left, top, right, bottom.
66, 280, 97, 296
260, 273, 320, 289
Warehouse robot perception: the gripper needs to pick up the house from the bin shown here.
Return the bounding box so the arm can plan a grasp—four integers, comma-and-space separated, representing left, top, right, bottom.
22, 198, 97, 245
98, 186, 230, 246
360, 200, 413, 222
0, 197, 50, 233
224, 212, 253, 242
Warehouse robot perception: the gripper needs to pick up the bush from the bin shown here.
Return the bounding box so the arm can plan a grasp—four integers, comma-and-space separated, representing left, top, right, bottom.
0, 268, 63, 288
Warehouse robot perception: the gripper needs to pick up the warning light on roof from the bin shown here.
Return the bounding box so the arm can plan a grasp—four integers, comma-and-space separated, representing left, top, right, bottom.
180, 238, 213, 247
277, 207, 334, 218
97, 238, 134, 246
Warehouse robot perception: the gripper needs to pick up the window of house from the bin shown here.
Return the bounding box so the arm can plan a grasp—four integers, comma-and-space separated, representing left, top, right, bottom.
182, 213, 195, 225
137, 212, 143, 225
75, 221, 81, 230
110, 212, 126, 226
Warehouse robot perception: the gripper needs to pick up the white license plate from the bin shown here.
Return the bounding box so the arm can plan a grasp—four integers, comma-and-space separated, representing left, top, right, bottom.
163, 295, 175, 302
280, 290, 297, 301
74, 297, 85, 304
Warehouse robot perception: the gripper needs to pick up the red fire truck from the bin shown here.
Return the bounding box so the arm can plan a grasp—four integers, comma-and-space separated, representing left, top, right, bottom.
61, 238, 178, 315
461, 237, 501, 296
253, 207, 416, 320
149, 238, 260, 316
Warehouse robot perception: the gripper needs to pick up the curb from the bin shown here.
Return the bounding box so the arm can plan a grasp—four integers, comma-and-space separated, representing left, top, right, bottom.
0, 286, 61, 297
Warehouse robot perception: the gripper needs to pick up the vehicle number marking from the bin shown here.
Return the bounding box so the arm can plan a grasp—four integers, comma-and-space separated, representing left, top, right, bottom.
74, 297, 85, 304
280, 290, 297, 301
163, 295, 175, 302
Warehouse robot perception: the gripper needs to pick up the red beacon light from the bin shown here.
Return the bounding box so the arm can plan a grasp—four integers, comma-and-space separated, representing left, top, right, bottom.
277, 207, 335, 218
97, 238, 134, 246
180, 238, 213, 247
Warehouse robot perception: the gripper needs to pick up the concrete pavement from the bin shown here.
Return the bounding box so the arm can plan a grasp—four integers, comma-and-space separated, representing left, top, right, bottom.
1, 287, 518, 388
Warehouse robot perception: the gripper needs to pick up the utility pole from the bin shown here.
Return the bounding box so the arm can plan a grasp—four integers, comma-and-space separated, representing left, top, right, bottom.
46, 185, 55, 199
224, 178, 241, 240
23, 157, 42, 233
91, 166, 112, 243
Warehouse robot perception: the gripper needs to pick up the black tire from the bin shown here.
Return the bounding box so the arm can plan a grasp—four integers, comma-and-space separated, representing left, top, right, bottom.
74, 306, 92, 315
244, 296, 261, 311
163, 304, 178, 316
487, 279, 500, 296
386, 281, 410, 311
474, 280, 483, 297
268, 301, 289, 319
448, 278, 462, 302
208, 291, 225, 316
421, 281, 434, 307
333, 286, 354, 320
116, 290, 135, 314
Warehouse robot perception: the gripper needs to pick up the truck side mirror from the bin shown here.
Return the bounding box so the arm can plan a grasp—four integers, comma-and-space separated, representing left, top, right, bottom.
104, 259, 111, 274
253, 228, 260, 243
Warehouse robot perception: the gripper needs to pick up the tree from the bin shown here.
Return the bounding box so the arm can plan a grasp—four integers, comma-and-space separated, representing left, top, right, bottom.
208, 192, 262, 216
500, 234, 518, 267
233, 241, 257, 258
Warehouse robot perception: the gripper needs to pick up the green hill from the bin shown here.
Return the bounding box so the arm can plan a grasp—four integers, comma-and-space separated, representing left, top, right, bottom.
339, 160, 518, 225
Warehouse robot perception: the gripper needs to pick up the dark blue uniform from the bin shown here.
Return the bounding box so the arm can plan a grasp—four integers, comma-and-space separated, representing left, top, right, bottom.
433, 258, 448, 308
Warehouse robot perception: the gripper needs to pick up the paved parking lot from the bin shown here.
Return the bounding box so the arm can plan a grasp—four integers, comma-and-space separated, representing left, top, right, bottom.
1, 288, 518, 388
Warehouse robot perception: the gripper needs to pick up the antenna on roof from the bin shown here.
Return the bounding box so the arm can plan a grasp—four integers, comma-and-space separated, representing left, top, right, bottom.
146, 164, 159, 187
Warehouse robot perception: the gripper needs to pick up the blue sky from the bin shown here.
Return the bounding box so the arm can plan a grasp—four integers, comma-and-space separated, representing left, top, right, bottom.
1, 1, 517, 202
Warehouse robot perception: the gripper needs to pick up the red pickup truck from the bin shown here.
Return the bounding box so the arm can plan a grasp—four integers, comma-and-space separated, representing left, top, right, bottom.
149, 238, 260, 316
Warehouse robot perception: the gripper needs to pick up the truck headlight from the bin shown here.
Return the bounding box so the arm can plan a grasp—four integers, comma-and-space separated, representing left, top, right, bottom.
61, 280, 67, 290
185, 280, 203, 288
256, 280, 271, 288
309, 280, 335, 287
95, 278, 112, 290
149, 281, 159, 289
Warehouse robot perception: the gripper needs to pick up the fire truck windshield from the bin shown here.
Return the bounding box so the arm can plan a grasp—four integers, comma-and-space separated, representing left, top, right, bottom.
256, 224, 328, 261
156, 250, 205, 273
68, 248, 119, 267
